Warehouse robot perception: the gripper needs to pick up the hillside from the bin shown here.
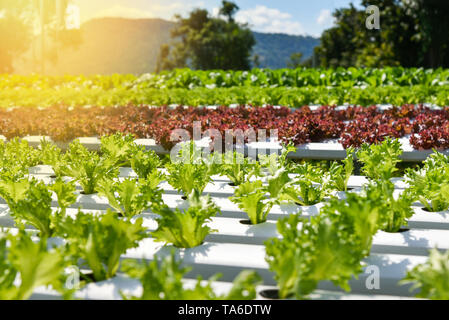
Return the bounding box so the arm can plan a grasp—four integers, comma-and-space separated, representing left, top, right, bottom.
253, 33, 319, 68
14, 18, 320, 75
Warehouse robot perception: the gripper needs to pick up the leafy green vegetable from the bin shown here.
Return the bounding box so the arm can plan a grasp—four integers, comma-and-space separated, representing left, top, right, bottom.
220, 151, 260, 186
265, 168, 295, 201
0, 231, 67, 300
259, 144, 296, 176
130, 145, 161, 179
364, 181, 414, 233
166, 142, 215, 196
401, 248, 449, 300
405, 152, 449, 212
265, 191, 381, 299
61, 140, 119, 194
0, 234, 17, 300
58, 210, 147, 282
151, 189, 219, 248
357, 138, 402, 181
290, 163, 331, 206
100, 133, 136, 167
98, 176, 164, 218
0, 138, 39, 181
38, 139, 67, 177
0, 178, 55, 237
121, 251, 261, 300
329, 148, 355, 191
231, 180, 275, 224
49, 177, 77, 216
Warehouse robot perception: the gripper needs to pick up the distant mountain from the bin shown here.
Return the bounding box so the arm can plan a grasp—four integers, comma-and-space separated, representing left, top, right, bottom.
14, 18, 320, 75
253, 33, 320, 68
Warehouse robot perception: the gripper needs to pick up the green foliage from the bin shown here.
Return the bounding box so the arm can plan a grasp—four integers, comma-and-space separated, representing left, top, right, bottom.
2, 74, 449, 108
220, 151, 260, 186
166, 142, 214, 196
61, 140, 119, 194
316, 1, 449, 68
287, 52, 304, 69
357, 138, 403, 181
329, 148, 355, 191
258, 144, 295, 176
405, 152, 449, 212
98, 176, 164, 218
265, 187, 385, 299
157, 1, 255, 71
256, 144, 302, 205
121, 251, 261, 300
100, 133, 136, 167
290, 163, 331, 206
0, 231, 67, 300
151, 190, 220, 248
58, 210, 147, 282
130, 145, 161, 179
364, 181, 414, 233
401, 248, 449, 300
231, 180, 275, 225
0, 178, 56, 237
39, 139, 67, 177
0, 138, 39, 181
49, 177, 77, 216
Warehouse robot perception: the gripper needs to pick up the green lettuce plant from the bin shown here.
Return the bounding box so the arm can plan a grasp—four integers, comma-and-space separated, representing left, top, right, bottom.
121, 251, 261, 300
364, 181, 414, 233
61, 140, 119, 194
130, 145, 161, 179
100, 133, 136, 167
265, 191, 381, 299
328, 147, 355, 191
405, 152, 449, 212
290, 163, 331, 206
165, 142, 215, 196
0, 232, 67, 300
98, 174, 164, 218
231, 180, 275, 225
220, 151, 260, 186
357, 138, 402, 181
57, 210, 147, 282
151, 189, 220, 248
0, 138, 40, 181
401, 248, 449, 300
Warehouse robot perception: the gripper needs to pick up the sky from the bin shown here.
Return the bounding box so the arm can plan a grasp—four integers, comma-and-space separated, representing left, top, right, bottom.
71, 0, 362, 37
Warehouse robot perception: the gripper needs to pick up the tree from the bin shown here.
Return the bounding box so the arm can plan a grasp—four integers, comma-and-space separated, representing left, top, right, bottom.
157, 1, 255, 71
0, 0, 32, 72
315, 4, 366, 68
252, 54, 261, 68
0, 0, 80, 73
287, 52, 304, 69
219, 1, 239, 22
315, 0, 449, 68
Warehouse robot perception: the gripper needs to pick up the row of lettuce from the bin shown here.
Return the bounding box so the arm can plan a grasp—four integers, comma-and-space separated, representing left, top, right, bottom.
3, 104, 449, 150
1, 135, 449, 299
3, 68, 449, 90
2, 85, 449, 108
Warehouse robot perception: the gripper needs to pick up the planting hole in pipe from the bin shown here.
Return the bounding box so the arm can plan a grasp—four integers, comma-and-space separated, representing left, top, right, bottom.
259, 289, 280, 300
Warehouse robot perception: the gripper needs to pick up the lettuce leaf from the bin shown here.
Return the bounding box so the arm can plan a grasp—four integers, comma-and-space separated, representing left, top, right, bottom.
121, 251, 261, 300
151, 190, 219, 248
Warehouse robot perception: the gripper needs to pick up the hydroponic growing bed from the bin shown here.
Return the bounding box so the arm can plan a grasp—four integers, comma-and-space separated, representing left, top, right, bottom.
3, 104, 449, 162
1, 134, 449, 300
